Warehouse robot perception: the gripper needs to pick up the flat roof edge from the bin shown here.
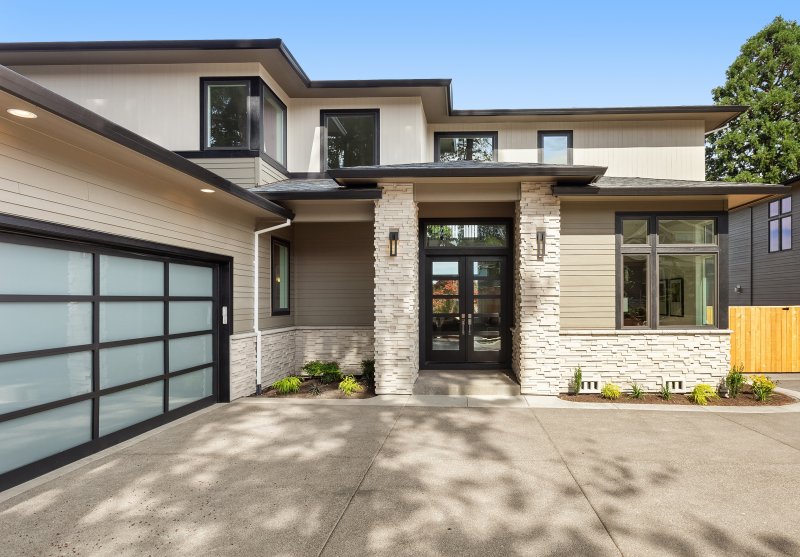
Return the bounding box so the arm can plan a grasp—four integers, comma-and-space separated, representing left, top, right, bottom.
552, 185, 792, 196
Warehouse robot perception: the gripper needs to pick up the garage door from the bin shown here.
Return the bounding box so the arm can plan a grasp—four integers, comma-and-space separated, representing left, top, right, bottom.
0, 226, 228, 490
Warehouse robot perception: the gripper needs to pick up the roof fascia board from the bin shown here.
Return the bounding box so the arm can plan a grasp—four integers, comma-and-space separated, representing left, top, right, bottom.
552, 185, 793, 196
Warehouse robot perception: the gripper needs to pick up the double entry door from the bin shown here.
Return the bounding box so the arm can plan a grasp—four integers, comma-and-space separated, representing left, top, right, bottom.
425, 255, 509, 364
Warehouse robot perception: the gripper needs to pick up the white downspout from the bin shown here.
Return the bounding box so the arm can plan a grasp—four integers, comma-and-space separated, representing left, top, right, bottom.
254, 218, 292, 394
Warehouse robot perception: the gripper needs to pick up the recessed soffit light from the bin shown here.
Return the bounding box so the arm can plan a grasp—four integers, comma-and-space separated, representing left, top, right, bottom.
200, 188, 215, 193
6, 108, 38, 119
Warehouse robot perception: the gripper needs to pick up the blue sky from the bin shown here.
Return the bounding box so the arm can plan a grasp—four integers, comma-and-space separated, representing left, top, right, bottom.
2, 0, 798, 109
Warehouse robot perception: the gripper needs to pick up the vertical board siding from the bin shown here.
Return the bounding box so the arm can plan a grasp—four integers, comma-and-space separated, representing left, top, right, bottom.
728, 207, 753, 305
729, 306, 800, 373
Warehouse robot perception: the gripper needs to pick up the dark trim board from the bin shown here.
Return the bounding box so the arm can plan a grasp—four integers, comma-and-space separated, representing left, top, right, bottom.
258, 189, 381, 201
0, 213, 234, 491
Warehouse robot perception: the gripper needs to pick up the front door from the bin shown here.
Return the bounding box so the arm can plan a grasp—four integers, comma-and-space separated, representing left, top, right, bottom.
426, 255, 508, 365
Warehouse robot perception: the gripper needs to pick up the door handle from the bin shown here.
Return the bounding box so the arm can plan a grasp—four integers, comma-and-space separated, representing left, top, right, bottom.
461, 314, 466, 335
467, 314, 473, 336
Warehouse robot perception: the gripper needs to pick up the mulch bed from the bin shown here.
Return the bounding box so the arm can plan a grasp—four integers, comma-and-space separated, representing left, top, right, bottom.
560, 385, 797, 406
256, 377, 376, 399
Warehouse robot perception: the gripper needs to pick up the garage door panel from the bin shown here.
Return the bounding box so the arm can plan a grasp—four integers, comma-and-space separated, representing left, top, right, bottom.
168, 334, 213, 372
0, 352, 92, 413
0, 302, 92, 353
99, 255, 164, 296
99, 341, 164, 389
169, 263, 213, 296
99, 381, 164, 437
168, 301, 213, 335
99, 301, 164, 343
169, 367, 213, 411
0, 242, 92, 295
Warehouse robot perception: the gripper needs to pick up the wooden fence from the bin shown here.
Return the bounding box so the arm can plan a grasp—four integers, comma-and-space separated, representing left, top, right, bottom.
729, 306, 800, 373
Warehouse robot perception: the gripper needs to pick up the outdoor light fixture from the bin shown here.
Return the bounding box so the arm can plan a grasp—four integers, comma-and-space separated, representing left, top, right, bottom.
6, 108, 37, 119
200, 188, 215, 193
536, 228, 546, 260
389, 230, 399, 256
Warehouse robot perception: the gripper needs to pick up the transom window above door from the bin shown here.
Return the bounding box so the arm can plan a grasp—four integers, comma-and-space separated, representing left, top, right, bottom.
321, 110, 379, 169
434, 132, 497, 162
424, 223, 508, 249
201, 77, 287, 167
538, 130, 573, 164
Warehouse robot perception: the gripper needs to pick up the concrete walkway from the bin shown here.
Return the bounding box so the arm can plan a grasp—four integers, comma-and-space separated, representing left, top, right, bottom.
2, 401, 800, 556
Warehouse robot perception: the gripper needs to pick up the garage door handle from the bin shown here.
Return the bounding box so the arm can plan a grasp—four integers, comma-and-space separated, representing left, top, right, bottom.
221, 306, 228, 325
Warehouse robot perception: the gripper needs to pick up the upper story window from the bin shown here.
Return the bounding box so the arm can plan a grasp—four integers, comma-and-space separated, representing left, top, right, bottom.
321, 110, 379, 169
538, 130, 573, 164
201, 77, 287, 167
768, 196, 792, 252
434, 132, 497, 162
618, 214, 723, 330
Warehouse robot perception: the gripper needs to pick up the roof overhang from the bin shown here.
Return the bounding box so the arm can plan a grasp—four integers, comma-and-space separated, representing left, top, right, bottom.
0, 63, 292, 219
553, 184, 793, 196
0, 39, 746, 131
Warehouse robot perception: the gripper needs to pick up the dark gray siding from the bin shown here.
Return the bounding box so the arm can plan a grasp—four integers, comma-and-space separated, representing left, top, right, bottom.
728, 207, 752, 305
729, 185, 800, 306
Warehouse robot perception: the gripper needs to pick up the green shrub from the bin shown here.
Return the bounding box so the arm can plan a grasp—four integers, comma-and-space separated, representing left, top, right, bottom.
272, 376, 302, 395
726, 363, 746, 398
303, 360, 342, 384
750, 374, 776, 402
338, 375, 364, 397
660, 383, 672, 401
689, 384, 719, 406
630, 383, 643, 399
361, 359, 375, 390
310, 384, 321, 396
572, 367, 583, 395
600, 383, 621, 400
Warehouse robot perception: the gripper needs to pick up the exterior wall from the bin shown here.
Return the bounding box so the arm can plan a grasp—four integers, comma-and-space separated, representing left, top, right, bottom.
288, 97, 427, 173
560, 330, 731, 392
513, 182, 562, 394
373, 184, 419, 394
230, 333, 258, 400
429, 120, 705, 180
189, 157, 260, 189
293, 327, 374, 374
293, 222, 375, 327
560, 198, 727, 329
729, 185, 800, 306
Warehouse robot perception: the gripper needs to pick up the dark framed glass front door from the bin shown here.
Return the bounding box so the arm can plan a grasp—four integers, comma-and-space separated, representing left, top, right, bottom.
426, 255, 509, 364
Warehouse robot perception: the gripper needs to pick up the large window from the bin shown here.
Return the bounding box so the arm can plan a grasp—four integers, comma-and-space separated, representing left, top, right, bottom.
538, 130, 573, 164
768, 196, 792, 252
321, 110, 379, 169
271, 238, 290, 315
434, 132, 497, 162
201, 77, 287, 167
617, 215, 723, 329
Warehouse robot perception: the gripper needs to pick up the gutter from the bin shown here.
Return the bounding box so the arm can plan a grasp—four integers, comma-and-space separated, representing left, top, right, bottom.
253, 218, 292, 394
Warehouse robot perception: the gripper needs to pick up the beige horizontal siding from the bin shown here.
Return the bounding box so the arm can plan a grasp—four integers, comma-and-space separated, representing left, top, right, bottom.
189, 157, 259, 189
258, 158, 288, 186
293, 222, 374, 326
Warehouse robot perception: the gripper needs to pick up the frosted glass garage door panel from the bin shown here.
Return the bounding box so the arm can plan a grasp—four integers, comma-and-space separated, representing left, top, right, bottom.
169, 302, 212, 334
169, 367, 213, 410
99, 381, 163, 436
169, 264, 213, 297
0, 242, 92, 295
0, 401, 91, 475
0, 303, 92, 354
99, 302, 164, 342
0, 352, 92, 413
99, 341, 164, 389
168, 334, 213, 372
99, 255, 163, 296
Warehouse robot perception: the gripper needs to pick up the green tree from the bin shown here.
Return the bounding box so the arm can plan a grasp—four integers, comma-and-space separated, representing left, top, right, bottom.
706, 16, 800, 183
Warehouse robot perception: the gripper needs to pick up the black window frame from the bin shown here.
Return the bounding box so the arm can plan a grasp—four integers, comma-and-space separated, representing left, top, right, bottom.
320, 109, 380, 171
271, 237, 291, 316
199, 76, 288, 169
537, 130, 573, 165
615, 213, 728, 330
768, 196, 792, 253
433, 131, 498, 162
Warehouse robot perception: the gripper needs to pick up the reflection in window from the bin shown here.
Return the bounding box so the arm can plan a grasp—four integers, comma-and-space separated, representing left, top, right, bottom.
322, 111, 378, 169
272, 239, 290, 314
538, 131, 572, 164
435, 133, 496, 162
658, 255, 716, 327
658, 219, 716, 244
768, 197, 792, 252
622, 219, 648, 244
206, 81, 250, 148
262, 84, 286, 165
425, 224, 508, 248
622, 255, 648, 326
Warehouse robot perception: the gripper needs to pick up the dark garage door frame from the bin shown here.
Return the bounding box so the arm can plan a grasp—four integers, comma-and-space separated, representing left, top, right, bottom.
0, 213, 233, 491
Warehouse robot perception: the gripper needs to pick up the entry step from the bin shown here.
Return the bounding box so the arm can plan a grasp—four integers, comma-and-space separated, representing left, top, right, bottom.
413, 370, 521, 396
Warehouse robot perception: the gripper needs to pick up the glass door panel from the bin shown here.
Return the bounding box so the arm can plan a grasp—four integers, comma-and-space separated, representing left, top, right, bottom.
467, 257, 506, 363
427, 257, 466, 362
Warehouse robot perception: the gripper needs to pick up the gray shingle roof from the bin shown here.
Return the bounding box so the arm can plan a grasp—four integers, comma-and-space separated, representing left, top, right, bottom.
553, 176, 791, 195
251, 178, 380, 200
327, 160, 607, 181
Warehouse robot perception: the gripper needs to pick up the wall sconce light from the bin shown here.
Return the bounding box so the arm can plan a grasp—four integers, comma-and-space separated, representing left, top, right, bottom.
735, 284, 743, 293
536, 228, 546, 260
389, 230, 399, 256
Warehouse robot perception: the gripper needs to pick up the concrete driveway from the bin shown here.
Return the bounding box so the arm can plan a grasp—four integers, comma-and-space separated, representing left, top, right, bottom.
2, 400, 800, 557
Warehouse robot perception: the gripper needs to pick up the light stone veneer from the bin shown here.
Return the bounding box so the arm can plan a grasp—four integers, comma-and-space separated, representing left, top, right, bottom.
513, 182, 562, 395
230, 327, 375, 399
559, 330, 732, 393
373, 184, 419, 395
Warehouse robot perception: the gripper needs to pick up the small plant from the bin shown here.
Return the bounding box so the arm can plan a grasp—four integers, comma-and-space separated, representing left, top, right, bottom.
726, 363, 746, 398
272, 375, 301, 395
660, 383, 672, 401
750, 374, 776, 402
303, 360, 342, 384
361, 359, 375, 391
600, 383, 621, 400
572, 367, 583, 395
629, 383, 643, 399
338, 375, 364, 397
310, 384, 321, 396
689, 384, 719, 406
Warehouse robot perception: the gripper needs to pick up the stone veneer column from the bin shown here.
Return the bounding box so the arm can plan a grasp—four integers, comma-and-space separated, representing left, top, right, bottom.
373, 184, 419, 394
513, 182, 562, 394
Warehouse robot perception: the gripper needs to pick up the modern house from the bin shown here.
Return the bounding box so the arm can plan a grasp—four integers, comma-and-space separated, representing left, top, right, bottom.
729, 175, 799, 305
0, 39, 793, 489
